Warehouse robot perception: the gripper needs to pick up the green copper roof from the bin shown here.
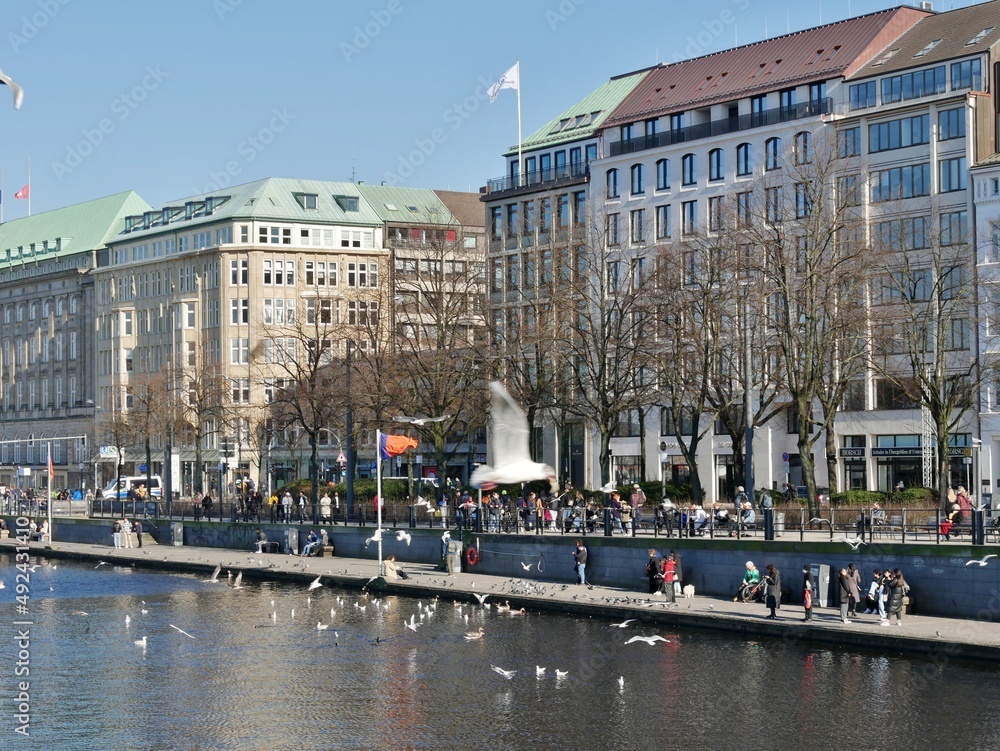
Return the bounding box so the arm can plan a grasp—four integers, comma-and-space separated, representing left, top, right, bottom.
356, 184, 458, 225
0, 190, 151, 265
505, 69, 653, 156
115, 177, 387, 242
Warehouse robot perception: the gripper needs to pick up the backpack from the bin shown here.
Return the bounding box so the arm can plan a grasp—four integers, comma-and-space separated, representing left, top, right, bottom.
761, 493, 773, 509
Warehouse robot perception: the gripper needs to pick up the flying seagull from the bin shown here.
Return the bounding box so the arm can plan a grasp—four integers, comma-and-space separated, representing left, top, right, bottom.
170, 624, 196, 639
520, 561, 534, 571
393, 414, 452, 426
473, 593, 489, 607
0, 69, 23, 110
832, 537, 868, 551
611, 619, 636, 628
204, 565, 222, 583
470, 381, 557, 492
600, 481, 617, 494
966, 554, 998, 567
230, 572, 243, 590
308, 576, 323, 591
625, 635, 671, 646
396, 530, 412, 546
365, 530, 383, 547
492, 665, 517, 680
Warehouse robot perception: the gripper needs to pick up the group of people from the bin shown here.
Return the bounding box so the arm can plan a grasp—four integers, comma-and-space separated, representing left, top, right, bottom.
733, 561, 782, 618
111, 517, 143, 548
645, 548, 683, 601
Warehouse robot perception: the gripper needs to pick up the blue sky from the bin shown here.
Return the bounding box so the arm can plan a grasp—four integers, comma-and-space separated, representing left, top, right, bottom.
0, 0, 985, 215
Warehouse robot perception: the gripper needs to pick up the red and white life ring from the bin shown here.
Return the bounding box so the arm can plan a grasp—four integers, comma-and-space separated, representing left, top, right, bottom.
466, 546, 480, 566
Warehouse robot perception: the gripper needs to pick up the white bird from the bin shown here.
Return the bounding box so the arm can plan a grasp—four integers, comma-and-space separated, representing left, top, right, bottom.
396, 530, 412, 546
204, 565, 222, 583
611, 619, 636, 628
473, 593, 489, 607
365, 530, 383, 547
317, 622, 329, 630
625, 635, 671, 646
405, 619, 420, 632
520, 562, 534, 571
492, 665, 516, 680
555, 669, 568, 678
0, 69, 24, 110
170, 624, 196, 639
618, 676, 625, 689
95, 561, 108, 568
600, 480, 617, 494
0, 581, 5, 589
125, 615, 131, 627
393, 414, 453, 426
464, 627, 485, 640
290, 609, 295, 619
308, 576, 323, 591
230, 572, 243, 590
832, 537, 868, 550
134, 636, 147, 648
495, 600, 511, 613
536, 666, 546, 677
330, 608, 337, 618
966, 555, 998, 567
141, 609, 148, 615
469, 381, 558, 492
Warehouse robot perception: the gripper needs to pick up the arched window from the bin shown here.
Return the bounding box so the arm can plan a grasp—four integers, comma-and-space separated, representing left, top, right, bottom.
794, 131, 812, 165
736, 143, 753, 176
607, 169, 620, 199
630, 164, 645, 195
765, 137, 782, 171
709, 148, 724, 181
656, 158, 670, 190
682, 153, 697, 186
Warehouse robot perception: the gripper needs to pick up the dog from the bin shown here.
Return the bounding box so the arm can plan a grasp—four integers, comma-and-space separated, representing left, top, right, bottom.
682, 584, 696, 599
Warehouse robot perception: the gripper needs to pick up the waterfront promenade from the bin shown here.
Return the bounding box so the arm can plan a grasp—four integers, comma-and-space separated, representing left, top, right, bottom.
5, 535, 1000, 665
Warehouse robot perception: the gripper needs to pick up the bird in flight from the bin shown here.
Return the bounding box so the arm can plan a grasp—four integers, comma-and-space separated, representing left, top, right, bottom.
600, 481, 617, 494
966, 554, 998, 567
611, 619, 636, 628
393, 414, 452, 426
170, 624, 196, 639
520, 561, 534, 571
832, 537, 867, 551
0, 69, 23, 110
203, 565, 222, 583
473, 593, 489, 607
308, 576, 323, 591
470, 381, 558, 492
230, 572, 243, 590
365, 530, 383, 547
625, 635, 671, 646
396, 530, 412, 546
492, 665, 516, 680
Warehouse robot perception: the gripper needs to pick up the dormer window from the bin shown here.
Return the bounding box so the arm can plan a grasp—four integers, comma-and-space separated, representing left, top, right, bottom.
295, 193, 319, 210
335, 195, 359, 212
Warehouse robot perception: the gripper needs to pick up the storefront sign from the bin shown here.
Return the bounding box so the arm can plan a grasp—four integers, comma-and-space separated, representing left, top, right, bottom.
838, 448, 866, 458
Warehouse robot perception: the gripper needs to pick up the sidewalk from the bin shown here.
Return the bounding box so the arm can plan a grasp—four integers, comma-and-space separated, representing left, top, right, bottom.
4, 537, 1000, 663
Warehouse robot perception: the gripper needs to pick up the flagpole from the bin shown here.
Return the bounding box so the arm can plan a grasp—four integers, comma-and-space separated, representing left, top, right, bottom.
516, 59, 523, 187
1, 165, 4, 223
376, 429, 384, 576
27, 158, 30, 217
47, 441, 53, 544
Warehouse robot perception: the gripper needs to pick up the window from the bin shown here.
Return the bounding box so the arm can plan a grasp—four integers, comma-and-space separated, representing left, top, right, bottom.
795, 183, 811, 219
682, 154, 696, 186
573, 191, 586, 226
868, 114, 930, 152
765, 187, 782, 224
607, 213, 621, 245
793, 131, 811, 164
656, 158, 670, 190
347, 300, 379, 326
750, 95, 767, 126
870, 163, 931, 202
849, 81, 876, 110
630, 209, 646, 243
779, 88, 796, 119
708, 197, 723, 232
682, 201, 697, 236
661, 406, 697, 436
939, 157, 967, 193
656, 205, 672, 239
736, 143, 752, 176
259, 225, 293, 244
630, 164, 645, 195
951, 59, 981, 90
185, 302, 196, 328
506, 203, 518, 237
230, 337, 249, 365
489, 206, 502, 240
938, 108, 966, 141
837, 174, 861, 207
881, 65, 946, 104
230, 299, 249, 324
736, 191, 752, 227
708, 148, 723, 181
230, 258, 248, 285
607, 261, 620, 290
945, 319, 971, 350
539, 198, 552, 234
940, 211, 968, 246
607, 169, 620, 199
765, 138, 781, 171
873, 217, 930, 252
347, 262, 379, 287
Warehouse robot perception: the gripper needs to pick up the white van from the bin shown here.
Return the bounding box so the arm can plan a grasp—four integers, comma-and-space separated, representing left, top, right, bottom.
102, 475, 163, 500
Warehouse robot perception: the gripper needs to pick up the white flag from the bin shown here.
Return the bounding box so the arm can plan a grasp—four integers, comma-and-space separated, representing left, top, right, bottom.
488, 62, 519, 103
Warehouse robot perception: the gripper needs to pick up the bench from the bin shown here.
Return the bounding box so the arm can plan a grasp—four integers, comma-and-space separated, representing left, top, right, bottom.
256, 541, 279, 554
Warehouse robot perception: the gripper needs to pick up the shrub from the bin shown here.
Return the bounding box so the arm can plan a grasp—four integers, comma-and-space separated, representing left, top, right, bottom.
830, 490, 885, 506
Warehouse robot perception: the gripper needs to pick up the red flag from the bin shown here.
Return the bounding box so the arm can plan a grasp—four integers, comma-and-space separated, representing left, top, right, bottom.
379, 433, 418, 459
14, 184, 29, 200
47, 453, 54, 482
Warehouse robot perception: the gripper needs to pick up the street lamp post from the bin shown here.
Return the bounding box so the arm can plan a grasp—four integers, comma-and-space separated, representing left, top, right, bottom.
346, 339, 355, 518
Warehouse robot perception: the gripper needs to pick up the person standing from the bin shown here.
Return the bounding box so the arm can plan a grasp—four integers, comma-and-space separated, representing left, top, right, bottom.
764, 564, 781, 619
660, 554, 676, 603
297, 492, 307, 523
319, 492, 331, 524
886, 568, 908, 626
112, 519, 122, 549
645, 549, 661, 594
846, 563, 863, 618
610, 492, 624, 534
670, 550, 683, 598
573, 539, 588, 585
838, 568, 853, 624
802, 566, 814, 622
630, 484, 646, 526
281, 490, 293, 523
133, 519, 143, 548
121, 517, 134, 548
734, 485, 748, 511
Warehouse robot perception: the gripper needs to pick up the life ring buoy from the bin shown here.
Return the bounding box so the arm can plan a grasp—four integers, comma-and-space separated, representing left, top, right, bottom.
466, 547, 479, 566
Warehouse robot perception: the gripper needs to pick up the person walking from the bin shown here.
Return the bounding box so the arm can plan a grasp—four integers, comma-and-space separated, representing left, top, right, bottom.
764, 564, 781, 619
645, 549, 662, 594
838, 568, 853, 623
573, 539, 588, 585
802, 566, 814, 622
630, 483, 646, 526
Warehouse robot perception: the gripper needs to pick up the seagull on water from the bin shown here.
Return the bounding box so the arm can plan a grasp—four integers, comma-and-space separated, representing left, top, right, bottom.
203, 565, 222, 583
396, 530, 412, 546
536, 666, 546, 677
966, 555, 998, 567
555, 669, 568, 678
625, 635, 671, 646
134, 636, 147, 648
611, 619, 636, 628
125, 615, 131, 627
470, 381, 557, 492
618, 676, 625, 689
464, 627, 485, 640
317, 622, 329, 630
492, 665, 516, 680
393, 414, 453, 426
0, 69, 24, 110
230, 572, 243, 590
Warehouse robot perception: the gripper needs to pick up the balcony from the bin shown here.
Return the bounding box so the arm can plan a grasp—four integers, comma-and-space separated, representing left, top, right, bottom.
607, 98, 832, 157
483, 162, 590, 199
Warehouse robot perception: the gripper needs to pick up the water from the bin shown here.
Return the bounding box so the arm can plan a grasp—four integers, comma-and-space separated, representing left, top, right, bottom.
2, 554, 999, 751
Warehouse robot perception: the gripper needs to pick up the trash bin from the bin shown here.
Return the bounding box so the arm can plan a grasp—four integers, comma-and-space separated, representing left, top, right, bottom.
446, 539, 463, 575
170, 522, 183, 546
809, 563, 831, 608
775, 512, 786, 537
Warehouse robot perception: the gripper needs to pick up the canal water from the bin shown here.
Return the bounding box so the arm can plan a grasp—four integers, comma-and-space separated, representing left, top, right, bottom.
1, 553, 998, 751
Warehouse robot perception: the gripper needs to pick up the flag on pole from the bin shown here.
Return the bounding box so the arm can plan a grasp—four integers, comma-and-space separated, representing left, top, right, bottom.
379, 433, 419, 459
47, 452, 54, 483
488, 62, 519, 103
14, 184, 28, 200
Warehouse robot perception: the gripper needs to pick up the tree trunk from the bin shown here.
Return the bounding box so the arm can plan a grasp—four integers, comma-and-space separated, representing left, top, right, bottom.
825, 426, 838, 495
797, 399, 818, 520
309, 431, 320, 524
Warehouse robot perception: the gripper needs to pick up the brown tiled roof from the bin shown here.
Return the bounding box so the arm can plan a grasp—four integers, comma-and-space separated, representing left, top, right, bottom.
434, 190, 485, 228
849, 0, 1000, 79
605, 6, 929, 125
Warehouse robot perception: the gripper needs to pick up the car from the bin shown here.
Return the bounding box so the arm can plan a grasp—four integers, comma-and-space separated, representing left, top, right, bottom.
795, 486, 831, 506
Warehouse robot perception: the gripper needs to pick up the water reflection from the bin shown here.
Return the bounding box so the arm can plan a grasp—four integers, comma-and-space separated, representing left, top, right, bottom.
2, 553, 999, 751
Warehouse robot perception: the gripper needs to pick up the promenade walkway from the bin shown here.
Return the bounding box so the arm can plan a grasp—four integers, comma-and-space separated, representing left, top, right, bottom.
4, 536, 1000, 664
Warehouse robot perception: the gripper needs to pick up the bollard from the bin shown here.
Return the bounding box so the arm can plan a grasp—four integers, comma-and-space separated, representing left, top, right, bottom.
974, 508, 986, 546
604, 507, 612, 537
409, 505, 416, 529
763, 507, 774, 541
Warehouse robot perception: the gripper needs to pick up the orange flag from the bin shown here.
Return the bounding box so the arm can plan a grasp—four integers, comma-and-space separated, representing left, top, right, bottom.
380, 433, 418, 459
